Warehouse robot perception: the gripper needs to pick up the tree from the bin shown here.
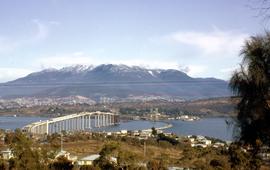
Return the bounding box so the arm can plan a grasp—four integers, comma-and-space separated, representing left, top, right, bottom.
117, 150, 140, 169
99, 142, 119, 157
48, 156, 73, 170
8, 158, 17, 170
230, 32, 270, 147
147, 160, 167, 170
79, 165, 100, 170
9, 129, 44, 170
246, 0, 270, 20
151, 127, 157, 136
228, 144, 261, 170
0, 159, 7, 170
157, 133, 178, 145
94, 142, 119, 170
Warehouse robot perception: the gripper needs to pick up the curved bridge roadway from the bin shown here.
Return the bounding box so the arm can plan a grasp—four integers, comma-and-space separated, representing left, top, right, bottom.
22, 111, 119, 135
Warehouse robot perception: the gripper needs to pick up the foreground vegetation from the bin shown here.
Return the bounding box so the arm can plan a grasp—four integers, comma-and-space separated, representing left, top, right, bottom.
0, 129, 268, 170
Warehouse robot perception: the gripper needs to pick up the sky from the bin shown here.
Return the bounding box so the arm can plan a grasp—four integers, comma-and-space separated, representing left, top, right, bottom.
0, 0, 268, 82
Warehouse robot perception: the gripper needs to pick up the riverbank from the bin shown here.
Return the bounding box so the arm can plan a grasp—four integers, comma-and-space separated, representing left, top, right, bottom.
142, 122, 173, 132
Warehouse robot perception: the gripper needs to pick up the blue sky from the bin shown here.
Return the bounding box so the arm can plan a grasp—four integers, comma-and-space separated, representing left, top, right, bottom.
0, 0, 267, 82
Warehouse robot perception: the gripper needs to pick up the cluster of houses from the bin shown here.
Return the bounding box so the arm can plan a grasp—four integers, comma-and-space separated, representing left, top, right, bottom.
0, 148, 117, 167
105, 129, 225, 150
187, 135, 226, 148
104, 129, 160, 140
102, 129, 228, 149
174, 115, 200, 121
103, 128, 173, 141
0, 147, 191, 169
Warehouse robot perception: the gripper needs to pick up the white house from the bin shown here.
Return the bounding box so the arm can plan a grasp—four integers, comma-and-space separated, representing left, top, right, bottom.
55, 150, 71, 160
191, 143, 207, 148
196, 135, 205, 141
1, 149, 13, 160
120, 130, 127, 134
213, 142, 225, 148
189, 138, 195, 143
202, 139, 212, 146
77, 154, 100, 166
77, 154, 117, 166
54, 150, 77, 163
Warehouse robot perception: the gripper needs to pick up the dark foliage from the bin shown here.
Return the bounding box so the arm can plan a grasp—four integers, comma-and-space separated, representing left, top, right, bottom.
0, 159, 7, 170
94, 142, 118, 170
147, 160, 167, 170
49, 156, 74, 170
79, 165, 100, 170
157, 133, 179, 145
228, 144, 261, 170
230, 32, 270, 147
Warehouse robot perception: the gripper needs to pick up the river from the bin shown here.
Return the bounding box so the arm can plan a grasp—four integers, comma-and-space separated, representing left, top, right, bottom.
164, 118, 235, 141
0, 116, 234, 141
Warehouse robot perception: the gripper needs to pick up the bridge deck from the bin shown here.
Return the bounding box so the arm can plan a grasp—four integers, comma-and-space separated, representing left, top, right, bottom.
22, 111, 119, 135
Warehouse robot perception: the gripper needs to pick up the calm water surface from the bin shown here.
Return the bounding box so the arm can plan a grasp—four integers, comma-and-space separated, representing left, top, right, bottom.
0, 116, 47, 130
164, 118, 234, 141
93, 120, 167, 132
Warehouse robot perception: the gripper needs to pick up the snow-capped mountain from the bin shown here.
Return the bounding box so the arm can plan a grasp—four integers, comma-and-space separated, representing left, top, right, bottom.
0, 64, 230, 100
60, 65, 94, 73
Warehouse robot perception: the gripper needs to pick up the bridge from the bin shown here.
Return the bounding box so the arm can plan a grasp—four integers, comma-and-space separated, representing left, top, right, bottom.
22, 111, 119, 135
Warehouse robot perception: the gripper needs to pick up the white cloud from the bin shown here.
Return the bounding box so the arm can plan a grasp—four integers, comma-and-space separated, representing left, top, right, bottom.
158, 28, 250, 79
32, 19, 49, 40
184, 65, 207, 77
32, 19, 60, 41
166, 28, 248, 56
0, 20, 59, 54
36, 53, 183, 70
37, 55, 94, 69
35, 52, 187, 70
35, 52, 209, 79
0, 68, 33, 82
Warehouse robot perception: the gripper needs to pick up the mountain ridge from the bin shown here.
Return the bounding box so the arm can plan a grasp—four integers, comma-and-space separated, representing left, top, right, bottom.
7, 64, 221, 83
1, 64, 230, 101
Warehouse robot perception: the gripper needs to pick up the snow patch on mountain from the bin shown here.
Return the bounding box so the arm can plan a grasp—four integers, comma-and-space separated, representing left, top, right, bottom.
148, 70, 156, 77
60, 65, 94, 73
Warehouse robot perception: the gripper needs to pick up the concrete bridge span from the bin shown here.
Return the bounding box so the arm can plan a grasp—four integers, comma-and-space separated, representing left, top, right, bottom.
22, 111, 119, 135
